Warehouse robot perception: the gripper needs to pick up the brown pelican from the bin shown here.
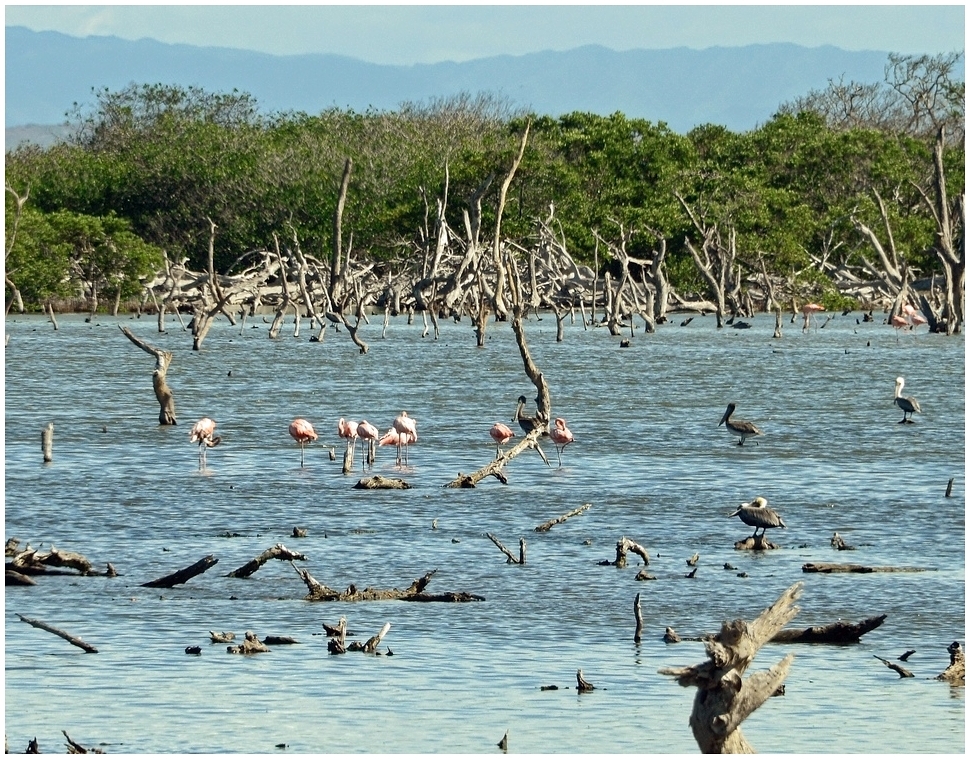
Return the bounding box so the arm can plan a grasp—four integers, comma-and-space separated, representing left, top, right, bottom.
893, 377, 921, 423
513, 395, 548, 436
718, 402, 763, 446
729, 496, 786, 539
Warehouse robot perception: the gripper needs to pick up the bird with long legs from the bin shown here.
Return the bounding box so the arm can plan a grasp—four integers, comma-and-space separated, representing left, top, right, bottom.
392, 411, 418, 465
801, 302, 825, 331
189, 417, 222, 469
729, 496, 786, 541
289, 418, 318, 467
549, 417, 575, 466
489, 422, 516, 459
357, 419, 380, 468
513, 395, 547, 435
893, 376, 921, 423
338, 418, 359, 455
718, 402, 763, 446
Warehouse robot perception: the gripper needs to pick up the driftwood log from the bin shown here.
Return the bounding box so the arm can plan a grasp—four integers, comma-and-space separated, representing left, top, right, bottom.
874, 654, 914, 678
41, 422, 53, 463
142, 555, 219, 588
485, 533, 524, 564
609, 536, 651, 568
7, 544, 95, 576
348, 622, 391, 653
771, 615, 886, 643
936, 641, 965, 685
119, 325, 177, 425
226, 543, 307, 578
294, 565, 484, 603
535, 503, 591, 532
227, 631, 270, 655
6, 569, 36, 585
16, 613, 98, 653
801, 562, 928, 574
659, 583, 802, 753
353, 475, 412, 490
62, 730, 104, 754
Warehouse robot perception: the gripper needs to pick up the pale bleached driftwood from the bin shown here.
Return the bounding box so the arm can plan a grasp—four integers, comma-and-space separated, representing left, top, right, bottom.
227, 631, 270, 655
119, 325, 177, 425
659, 582, 802, 753
485, 533, 520, 564
936, 641, 965, 685
294, 565, 483, 603
41, 422, 53, 463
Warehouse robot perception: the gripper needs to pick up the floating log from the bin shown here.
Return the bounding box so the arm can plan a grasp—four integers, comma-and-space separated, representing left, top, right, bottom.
294, 565, 484, 603
353, 475, 412, 490
16, 613, 98, 653
209, 631, 235, 643
535, 503, 591, 532
6, 569, 36, 586
874, 654, 914, 678
771, 615, 886, 643
142, 555, 219, 588
485, 533, 521, 564
62, 729, 104, 754
445, 426, 548, 488
606, 536, 650, 568
801, 562, 928, 574
348, 622, 390, 653
226, 543, 307, 578
659, 583, 802, 753
8, 544, 94, 576
936, 641, 965, 685
262, 635, 300, 646
227, 631, 270, 655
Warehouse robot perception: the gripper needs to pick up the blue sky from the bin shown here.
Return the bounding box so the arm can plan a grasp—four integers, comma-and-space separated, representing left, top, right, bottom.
5, 4, 965, 65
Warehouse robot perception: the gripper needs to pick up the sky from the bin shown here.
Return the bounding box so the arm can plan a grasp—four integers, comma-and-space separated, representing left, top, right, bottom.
4, 4, 965, 65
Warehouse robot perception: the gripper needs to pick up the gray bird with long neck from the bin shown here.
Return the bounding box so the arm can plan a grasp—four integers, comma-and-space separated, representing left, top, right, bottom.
893, 377, 921, 423
718, 402, 763, 446
513, 395, 548, 436
729, 496, 786, 539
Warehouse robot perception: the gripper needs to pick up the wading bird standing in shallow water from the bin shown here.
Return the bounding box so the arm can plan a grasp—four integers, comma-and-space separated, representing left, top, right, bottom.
338, 417, 359, 456
801, 302, 825, 331
729, 496, 786, 540
289, 418, 318, 467
189, 417, 222, 469
718, 403, 763, 446
392, 411, 418, 465
357, 419, 379, 468
513, 395, 547, 435
489, 422, 516, 459
549, 418, 575, 467
893, 376, 922, 423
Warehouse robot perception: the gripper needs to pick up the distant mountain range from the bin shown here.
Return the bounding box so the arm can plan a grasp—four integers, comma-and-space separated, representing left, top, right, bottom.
6, 26, 895, 146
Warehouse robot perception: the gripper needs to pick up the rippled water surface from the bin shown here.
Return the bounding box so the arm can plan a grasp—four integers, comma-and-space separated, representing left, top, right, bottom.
4, 311, 965, 753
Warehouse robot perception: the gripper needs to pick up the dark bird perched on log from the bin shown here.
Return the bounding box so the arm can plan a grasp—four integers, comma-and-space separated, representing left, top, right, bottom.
718, 402, 763, 446
729, 496, 786, 539
893, 376, 921, 423
513, 395, 548, 435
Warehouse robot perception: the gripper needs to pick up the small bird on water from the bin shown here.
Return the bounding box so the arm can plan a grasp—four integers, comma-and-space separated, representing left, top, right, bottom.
718, 402, 763, 446
893, 376, 921, 423
729, 496, 786, 540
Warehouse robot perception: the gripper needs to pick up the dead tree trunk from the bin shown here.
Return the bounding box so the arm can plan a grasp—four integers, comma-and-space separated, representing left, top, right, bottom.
4, 183, 28, 314
119, 326, 177, 425
660, 582, 802, 753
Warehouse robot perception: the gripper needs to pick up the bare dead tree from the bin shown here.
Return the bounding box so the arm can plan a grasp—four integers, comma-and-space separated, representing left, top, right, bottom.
119, 325, 177, 425
4, 182, 28, 314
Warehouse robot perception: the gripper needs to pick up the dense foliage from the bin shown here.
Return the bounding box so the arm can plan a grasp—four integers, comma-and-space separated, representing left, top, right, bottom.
5, 54, 964, 312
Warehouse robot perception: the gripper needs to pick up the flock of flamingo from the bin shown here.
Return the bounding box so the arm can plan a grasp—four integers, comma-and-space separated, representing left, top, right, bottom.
188, 400, 576, 471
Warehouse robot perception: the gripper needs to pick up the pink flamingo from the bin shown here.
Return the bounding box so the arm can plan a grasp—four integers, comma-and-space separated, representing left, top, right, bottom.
357, 419, 380, 468
189, 417, 222, 469
489, 422, 516, 459
801, 302, 825, 331
289, 418, 318, 467
891, 304, 928, 341
549, 417, 575, 467
392, 411, 418, 465
337, 417, 359, 454
379, 426, 400, 448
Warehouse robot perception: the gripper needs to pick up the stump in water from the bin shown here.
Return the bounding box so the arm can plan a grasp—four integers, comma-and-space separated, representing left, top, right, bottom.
659, 582, 802, 753
734, 533, 781, 551
41, 422, 53, 463
119, 326, 177, 425
937, 641, 965, 685
354, 475, 411, 490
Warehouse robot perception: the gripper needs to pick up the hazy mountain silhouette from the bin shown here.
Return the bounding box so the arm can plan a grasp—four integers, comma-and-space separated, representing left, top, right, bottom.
6, 26, 893, 144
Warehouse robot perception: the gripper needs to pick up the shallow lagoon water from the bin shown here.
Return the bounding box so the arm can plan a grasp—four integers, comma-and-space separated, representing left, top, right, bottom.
4, 311, 965, 753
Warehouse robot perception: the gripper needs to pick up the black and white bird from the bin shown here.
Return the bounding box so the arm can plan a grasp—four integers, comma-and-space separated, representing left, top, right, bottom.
718, 402, 763, 446
893, 376, 922, 423
729, 496, 786, 539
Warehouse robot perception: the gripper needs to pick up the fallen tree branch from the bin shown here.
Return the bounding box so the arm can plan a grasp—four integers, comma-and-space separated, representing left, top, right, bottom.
294, 565, 484, 602
801, 562, 928, 574
874, 654, 914, 678
771, 615, 886, 643
485, 533, 521, 564
142, 555, 219, 588
535, 503, 591, 532
16, 613, 98, 653
226, 543, 307, 578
